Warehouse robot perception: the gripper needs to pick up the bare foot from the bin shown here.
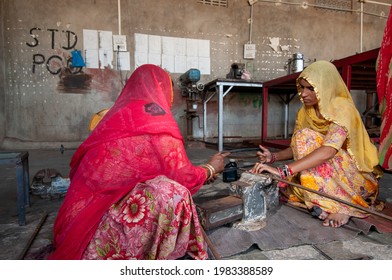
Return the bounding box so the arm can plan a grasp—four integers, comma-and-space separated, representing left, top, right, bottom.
311, 207, 329, 220
318, 210, 329, 220
322, 213, 350, 228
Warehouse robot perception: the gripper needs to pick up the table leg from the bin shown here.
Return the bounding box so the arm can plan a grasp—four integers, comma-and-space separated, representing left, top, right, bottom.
16, 160, 26, 226
22, 157, 30, 207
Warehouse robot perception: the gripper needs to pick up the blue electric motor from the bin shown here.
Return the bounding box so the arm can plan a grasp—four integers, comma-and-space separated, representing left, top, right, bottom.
179, 68, 201, 84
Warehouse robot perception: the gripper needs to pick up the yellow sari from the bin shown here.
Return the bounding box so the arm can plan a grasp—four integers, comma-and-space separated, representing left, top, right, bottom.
286, 61, 382, 217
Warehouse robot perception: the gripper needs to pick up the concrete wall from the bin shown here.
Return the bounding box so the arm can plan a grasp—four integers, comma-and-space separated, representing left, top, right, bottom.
0, 0, 5, 144
0, 0, 389, 150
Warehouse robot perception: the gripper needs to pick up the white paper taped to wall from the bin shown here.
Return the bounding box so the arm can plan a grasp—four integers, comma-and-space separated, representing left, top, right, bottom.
117, 52, 130, 71
134, 33, 211, 74
83, 29, 114, 69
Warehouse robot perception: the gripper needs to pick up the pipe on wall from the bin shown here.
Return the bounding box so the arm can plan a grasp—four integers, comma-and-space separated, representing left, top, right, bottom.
249, 4, 253, 43
361, 2, 364, 53
118, 0, 122, 35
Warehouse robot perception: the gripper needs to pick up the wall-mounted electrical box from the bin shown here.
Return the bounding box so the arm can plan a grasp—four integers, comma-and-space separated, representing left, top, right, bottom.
244, 43, 256, 59
113, 35, 127, 51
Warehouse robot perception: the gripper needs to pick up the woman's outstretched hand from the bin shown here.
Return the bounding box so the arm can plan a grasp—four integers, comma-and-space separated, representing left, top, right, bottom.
256, 145, 273, 163
249, 162, 279, 177
208, 152, 230, 173
205, 152, 230, 183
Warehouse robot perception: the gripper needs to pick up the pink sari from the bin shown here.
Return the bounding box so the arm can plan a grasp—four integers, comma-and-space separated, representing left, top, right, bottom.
49, 65, 207, 260
377, 6, 392, 170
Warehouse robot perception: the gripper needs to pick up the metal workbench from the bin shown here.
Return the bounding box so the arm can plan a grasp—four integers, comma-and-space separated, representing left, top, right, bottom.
203, 78, 263, 151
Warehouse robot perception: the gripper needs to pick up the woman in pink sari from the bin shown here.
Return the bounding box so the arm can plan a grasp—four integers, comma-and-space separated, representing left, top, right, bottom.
377, 6, 392, 171
49, 64, 227, 260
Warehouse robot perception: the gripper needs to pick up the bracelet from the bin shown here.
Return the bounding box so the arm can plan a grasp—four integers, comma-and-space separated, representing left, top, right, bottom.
204, 163, 216, 178
276, 164, 293, 179
204, 163, 216, 173
201, 164, 215, 181
267, 153, 276, 164
201, 165, 212, 181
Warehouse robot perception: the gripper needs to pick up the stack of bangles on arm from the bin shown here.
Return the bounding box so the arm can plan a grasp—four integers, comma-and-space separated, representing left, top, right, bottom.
201, 163, 216, 181
267, 153, 277, 164
276, 165, 293, 179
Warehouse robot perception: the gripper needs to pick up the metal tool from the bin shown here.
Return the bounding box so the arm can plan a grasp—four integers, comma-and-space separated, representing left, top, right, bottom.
222, 147, 260, 154
272, 175, 392, 222
220, 147, 260, 160
196, 172, 279, 231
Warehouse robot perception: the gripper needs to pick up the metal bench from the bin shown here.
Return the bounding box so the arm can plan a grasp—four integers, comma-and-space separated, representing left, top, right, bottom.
0, 151, 30, 225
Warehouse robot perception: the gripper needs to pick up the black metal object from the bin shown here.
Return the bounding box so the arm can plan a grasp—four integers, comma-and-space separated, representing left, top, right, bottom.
222, 147, 260, 154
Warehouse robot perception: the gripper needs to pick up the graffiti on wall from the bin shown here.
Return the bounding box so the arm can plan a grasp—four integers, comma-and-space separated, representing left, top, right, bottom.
27, 27, 77, 74
26, 27, 91, 92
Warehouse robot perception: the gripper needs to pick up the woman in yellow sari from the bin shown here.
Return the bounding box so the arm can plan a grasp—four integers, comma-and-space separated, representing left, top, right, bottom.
250, 60, 382, 228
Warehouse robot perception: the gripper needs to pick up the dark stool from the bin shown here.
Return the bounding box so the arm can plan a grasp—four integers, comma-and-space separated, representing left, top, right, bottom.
0, 151, 30, 225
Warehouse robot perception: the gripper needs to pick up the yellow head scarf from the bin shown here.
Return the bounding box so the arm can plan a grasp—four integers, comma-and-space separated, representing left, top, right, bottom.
295, 60, 379, 173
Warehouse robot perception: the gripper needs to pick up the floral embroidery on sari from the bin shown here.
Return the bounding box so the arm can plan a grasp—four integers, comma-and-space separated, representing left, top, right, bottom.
288, 125, 379, 218
82, 176, 207, 260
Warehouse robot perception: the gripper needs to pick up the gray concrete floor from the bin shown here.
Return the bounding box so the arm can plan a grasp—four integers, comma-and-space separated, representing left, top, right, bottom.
1, 142, 392, 261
